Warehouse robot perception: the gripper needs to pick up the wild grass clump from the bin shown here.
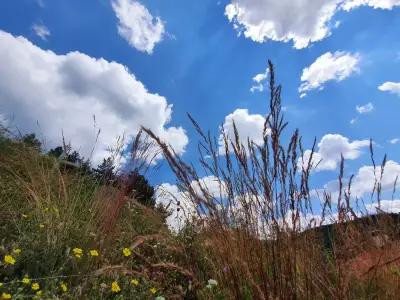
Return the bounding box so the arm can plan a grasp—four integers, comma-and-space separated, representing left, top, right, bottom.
144, 61, 400, 299
0, 133, 206, 299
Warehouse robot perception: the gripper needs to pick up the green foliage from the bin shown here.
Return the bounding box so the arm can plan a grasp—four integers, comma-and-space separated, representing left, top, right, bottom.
47, 146, 63, 158
93, 157, 115, 184
20, 133, 41, 151
0, 136, 206, 299
125, 171, 155, 208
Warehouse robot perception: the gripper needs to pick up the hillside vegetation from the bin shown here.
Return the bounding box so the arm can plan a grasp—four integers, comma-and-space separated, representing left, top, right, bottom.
0, 134, 222, 299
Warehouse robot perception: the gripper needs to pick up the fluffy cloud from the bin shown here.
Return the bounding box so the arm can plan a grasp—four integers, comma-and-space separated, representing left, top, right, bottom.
32, 24, 50, 40
321, 160, 400, 203
0, 30, 188, 165
218, 109, 266, 154
299, 51, 360, 97
356, 102, 374, 114
156, 183, 197, 232
299, 134, 369, 171
365, 199, 400, 214
225, 0, 400, 49
378, 82, 400, 96
191, 175, 228, 199
112, 0, 165, 54
349, 160, 400, 198
156, 176, 226, 232
250, 67, 269, 93
389, 138, 400, 144
342, 0, 400, 10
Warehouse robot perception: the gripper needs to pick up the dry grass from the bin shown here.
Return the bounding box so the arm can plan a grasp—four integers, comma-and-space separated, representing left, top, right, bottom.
144, 61, 400, 299
0, 135, 202, 299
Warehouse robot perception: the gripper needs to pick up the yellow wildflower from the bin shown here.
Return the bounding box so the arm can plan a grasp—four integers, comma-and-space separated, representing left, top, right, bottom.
111, 281, 121, 293
0, 282, 3, 287
39, 224, 45, 229
4, 255, 16, 265
89, 250, 99, 257
130, 279, 139, 286
72, 248, 83, 258
60, 282, 67, 292
36, 290, 42, 296
150, 287, 157, 294
22, 277, 30, 285
13, 249, 21, 255
31, 283, 40, 291
122, 247, 131, 257
44, 208, 49, 212
1, 293, 12, 299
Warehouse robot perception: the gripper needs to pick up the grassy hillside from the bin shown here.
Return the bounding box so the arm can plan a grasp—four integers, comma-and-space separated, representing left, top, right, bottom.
0, 135, 223, 299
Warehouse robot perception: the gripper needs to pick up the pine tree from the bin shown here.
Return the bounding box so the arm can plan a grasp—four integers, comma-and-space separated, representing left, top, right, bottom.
125, 171, 155, 207
94, 157, 115, 184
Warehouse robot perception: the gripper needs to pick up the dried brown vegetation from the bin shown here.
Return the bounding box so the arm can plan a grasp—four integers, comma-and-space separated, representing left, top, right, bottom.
144, 61, 400, 299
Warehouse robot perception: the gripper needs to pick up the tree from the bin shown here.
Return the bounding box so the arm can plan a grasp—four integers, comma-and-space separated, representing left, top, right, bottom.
49, 144, 92, 175
20, 133, 41, 151
94, 157, 115, 184
48, 146, 63, 158
124, 171, 155, 208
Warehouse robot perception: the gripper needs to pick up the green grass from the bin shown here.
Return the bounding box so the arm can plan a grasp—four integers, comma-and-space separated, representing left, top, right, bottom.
0, 135, 218, 299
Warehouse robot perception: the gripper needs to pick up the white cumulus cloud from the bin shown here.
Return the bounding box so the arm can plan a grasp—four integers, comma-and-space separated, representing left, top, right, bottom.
299, 134, 370, 172
365, 199, 400, 214
350, 160, 400, 198
156, 183, 197, 232
0, 30, 188, 165
299, 51, 360, 97
250, 66, 269, 93
342, 0, 400, 10
156, 176, 227, 232
322, 160, 400, 200
378, 82, 400, 96
356, 102, 374, 114
112, 0, 165, 54
225, 0, 400, 49
218, 109, 266, 154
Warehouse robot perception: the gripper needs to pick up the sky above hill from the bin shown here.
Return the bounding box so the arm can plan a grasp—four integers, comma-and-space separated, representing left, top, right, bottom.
0, 0, 400, 229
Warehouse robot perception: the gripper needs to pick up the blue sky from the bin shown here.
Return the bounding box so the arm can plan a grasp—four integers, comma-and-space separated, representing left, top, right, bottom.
1, 0, 400, 227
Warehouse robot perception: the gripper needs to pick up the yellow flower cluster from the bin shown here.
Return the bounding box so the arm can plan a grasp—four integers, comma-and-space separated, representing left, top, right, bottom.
1, 293, 12, 299
22, 277, 30, 285
60, 282, 68, 292
72, 248, 83, 259
131, 279, 139, 286
31, 283, 40, 291
89, 250, 99, 257
122, 247, 131, 257
3, 255, 16, 265
111, 281, 121, 293
0, 243, 163, 298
